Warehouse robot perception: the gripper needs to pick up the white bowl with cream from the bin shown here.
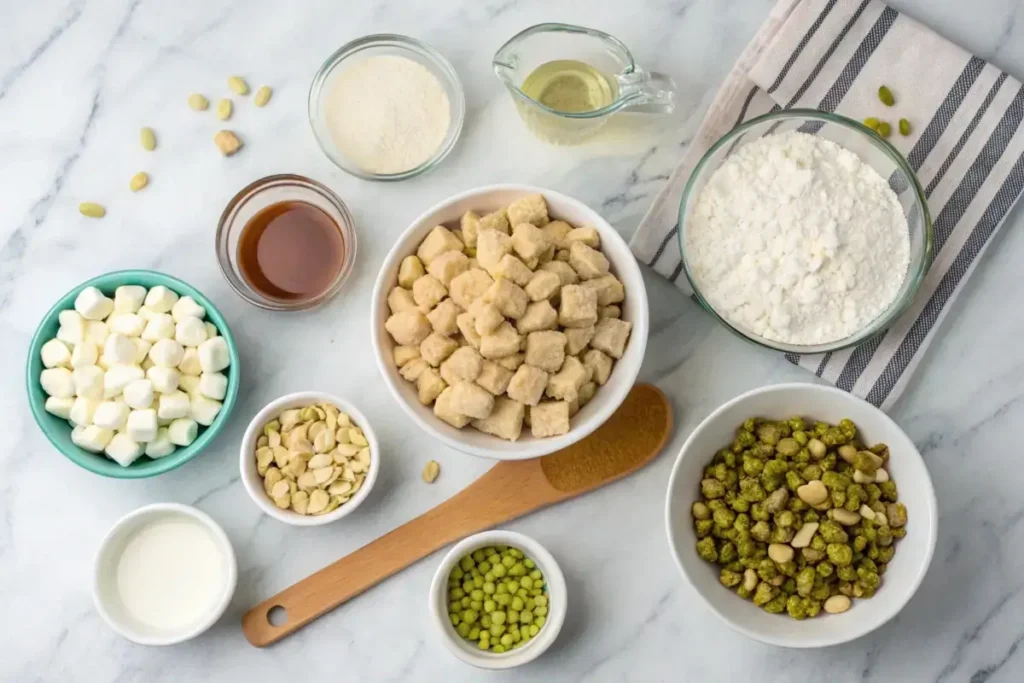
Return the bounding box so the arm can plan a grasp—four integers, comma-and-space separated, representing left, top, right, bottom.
93, 503, 237, 645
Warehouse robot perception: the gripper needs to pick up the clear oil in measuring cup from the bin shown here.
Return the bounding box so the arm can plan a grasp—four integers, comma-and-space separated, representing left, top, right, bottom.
520, 60, 617, 113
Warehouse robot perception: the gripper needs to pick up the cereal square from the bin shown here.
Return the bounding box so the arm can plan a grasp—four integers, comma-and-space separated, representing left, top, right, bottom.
530, 401, 571, 438
582, 348, 613, 385
525, 270, 561, 302
471, 396, 525, 441
511, 223, 550, 263
578, 381, 597, 406
541, 220, 572, 248
546, 356, 590, 402
495, 254, 534, 287
558, 285, 598, 328
540, 261, 579, 286
479, 210, 510, 234
564, 227, 600, 248
427, 298, 461, 336
420, 333, 459, 366
456, 312, 482, 349
496, 353, 524, 371
584, 274, 625, 305
440, 346, 483, 383
412, 274, 448, 310
472, 301, 505, 336
398, 256, 426, 289
507, 194, 549, 227
568, 242, 610, 280
448, 381, 495, 419
434, 386, 471, 428
475, 360, 513, 395
427, 250, 471, 286
591, 318, 633, 359
388, 287, 418, 314
480, 321, 521, 360
385, 311, 432, 346
484, 278, 528, 319
417, 226, 464, 265
416, 368, 447, 405
477, 229, 512, 275
516, 300, 558, 334
393, 345, 420, 367
399, 358, 429, 382
564, 325, 595, 355
524, 330, 567, 372
599, 305, 621, 320
448, 269, 494, 310
506, 364, 549, 406
460, 211, 481, 248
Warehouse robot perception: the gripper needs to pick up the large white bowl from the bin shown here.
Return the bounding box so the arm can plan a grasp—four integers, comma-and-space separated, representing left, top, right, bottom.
372, 185, 648, 459
665, 383, 937, 648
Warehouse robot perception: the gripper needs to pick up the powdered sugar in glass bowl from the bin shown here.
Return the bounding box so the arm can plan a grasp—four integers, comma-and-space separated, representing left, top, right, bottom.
678, 110, 932, 354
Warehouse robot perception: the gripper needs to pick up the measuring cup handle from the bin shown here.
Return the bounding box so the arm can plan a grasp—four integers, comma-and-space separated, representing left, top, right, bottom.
618, 69, 677, 115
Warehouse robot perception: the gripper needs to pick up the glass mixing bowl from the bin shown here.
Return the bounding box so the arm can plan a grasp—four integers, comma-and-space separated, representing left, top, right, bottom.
678, 109, 933, 354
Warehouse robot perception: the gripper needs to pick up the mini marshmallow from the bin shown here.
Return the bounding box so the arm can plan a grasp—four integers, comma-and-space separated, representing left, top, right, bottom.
178, 374, 201, 395
44, 396, 74, 420
171, 296, 206, 322
141, 313, 175, 341
123, 379, 154, 409
141, 356, 155, 371
41, 339, 71, 368
126, 409, 159, 442
103, 364, 144, 398
108, 313, 145, 337
104, 333, 136, 366
96, 354, 111, 371
198, 337, 230, 373
144, 285, 179, 313
40, 368, 75, 398
168, 418, 198, 446
175, 317, 208, 348
158, 415, 173, 427
113, 285, 147, 314
149, 338, 185, 368
105, 432, 143, 467
198, 372, 227, 400
70, 341, 98, 369
74, 286, 114, 321
85, 320, 109, 346
73, 366, 105, 400
93, 399, 130, 430
178, 348, 202, 376
72, 425, 113, 453
145, 428, 177, 458
70, 396, 98, 426
132, 338, 151, 364
157, 390, 191, 419
137, 306, 160, 322
146, 366, 180, 394
204, 322, 218, 339
190, 394, 222, 426
57, 309, 86, 345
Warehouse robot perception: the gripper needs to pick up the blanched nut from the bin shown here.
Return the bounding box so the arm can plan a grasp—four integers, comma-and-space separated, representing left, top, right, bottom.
859, 504, 876, 521
838, 444, 858, 464
767, 543, 794, 564
770, 574, 785, 587
807, 438, 827, 459
743, 568, 758, 592
824, 595, 852, 614
874, 468, 890, 482
214, 130, 243, 156
853, 469, 875, 484
831, 508, 861, 526
790, 522, 819, 549
797, 480, 828, 506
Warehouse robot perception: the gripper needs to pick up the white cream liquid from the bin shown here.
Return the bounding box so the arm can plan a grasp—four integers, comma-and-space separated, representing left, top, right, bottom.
115, 518, 225, 630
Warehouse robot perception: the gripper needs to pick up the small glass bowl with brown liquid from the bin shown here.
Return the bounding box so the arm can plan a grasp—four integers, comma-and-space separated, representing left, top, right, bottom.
216, 175, 356, 311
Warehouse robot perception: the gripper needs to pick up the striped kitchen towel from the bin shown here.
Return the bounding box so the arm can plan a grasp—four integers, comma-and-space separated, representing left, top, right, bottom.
631, 0, 1024, 410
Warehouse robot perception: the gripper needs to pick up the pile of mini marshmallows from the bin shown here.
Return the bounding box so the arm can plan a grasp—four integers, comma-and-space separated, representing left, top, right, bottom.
38, 284, 232, 466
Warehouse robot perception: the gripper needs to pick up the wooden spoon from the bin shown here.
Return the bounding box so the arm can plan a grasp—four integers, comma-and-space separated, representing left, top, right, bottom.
242, 383, 672, 647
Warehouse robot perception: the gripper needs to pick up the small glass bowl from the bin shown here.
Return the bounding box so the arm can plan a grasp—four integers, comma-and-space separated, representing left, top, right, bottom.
216, 174, 357, 311
308, 34, 466, 181
678, 109, 934, 354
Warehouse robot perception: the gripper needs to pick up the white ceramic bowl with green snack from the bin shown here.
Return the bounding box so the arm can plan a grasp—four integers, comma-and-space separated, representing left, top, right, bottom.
665, 383, 937, 648
429, 530, 567, 669
371, 184, 648, 460
239, 391, 379, 527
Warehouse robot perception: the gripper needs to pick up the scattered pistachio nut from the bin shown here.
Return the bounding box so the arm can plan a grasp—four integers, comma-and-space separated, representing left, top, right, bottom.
140, 127, 157, 151
824, 595, 852, 614
228, 76, 250, 95
254, 401, 370, 515
862, 117, 880, 131
877, 121, 892, 138
188, 93, 209, 111
899, 118, 911, 136
129, 172, 149, 192
422, 459, 440, 483
79, 202, 106, 218
254, 85, 272, 107
878, 85, 895, 107
214, 130, 243, 156
216, 98, 233, 121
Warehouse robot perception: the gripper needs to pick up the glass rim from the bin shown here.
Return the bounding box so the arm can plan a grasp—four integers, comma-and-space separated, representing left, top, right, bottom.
492, 22, 643, 120
215, 174, 357, 311
677, 108, 935, 355
308, 34, 465, 182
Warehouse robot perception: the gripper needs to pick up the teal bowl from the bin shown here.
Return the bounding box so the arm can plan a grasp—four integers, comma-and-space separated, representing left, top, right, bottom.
26, 270, 241, 479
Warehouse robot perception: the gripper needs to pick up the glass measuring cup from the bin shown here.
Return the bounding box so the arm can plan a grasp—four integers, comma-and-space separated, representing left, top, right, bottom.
493, 23, 677, 144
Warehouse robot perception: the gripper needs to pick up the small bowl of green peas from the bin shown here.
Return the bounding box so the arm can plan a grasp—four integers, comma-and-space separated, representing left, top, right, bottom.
429, 530, 567, 669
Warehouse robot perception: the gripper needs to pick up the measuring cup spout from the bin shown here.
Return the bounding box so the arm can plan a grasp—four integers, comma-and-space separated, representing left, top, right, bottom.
615, 69, 677, 115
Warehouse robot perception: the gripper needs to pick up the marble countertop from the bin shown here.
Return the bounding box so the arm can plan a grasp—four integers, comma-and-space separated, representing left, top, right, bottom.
4, 0, 1024, 681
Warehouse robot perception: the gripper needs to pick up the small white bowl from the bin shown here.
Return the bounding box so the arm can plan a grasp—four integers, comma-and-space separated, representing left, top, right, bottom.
429, 530, 567, 669
372, 184, 649, 460
239, 391, 380, 526
665, 383, 938, 648
93, 503, 237, 646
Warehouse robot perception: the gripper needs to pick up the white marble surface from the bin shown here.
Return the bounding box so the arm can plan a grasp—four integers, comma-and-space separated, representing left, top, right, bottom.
4, 0, 1024, 681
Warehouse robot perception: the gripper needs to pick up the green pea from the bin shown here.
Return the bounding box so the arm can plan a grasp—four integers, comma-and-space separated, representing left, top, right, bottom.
469, 600, 482, 611
516, 589, 529, 599
478, 640, 490, 651
525, 598, 535, 611
524, 558, 535, 569
495, 593, 511, 606
450, 614, 460, 626
529, 569, 542, 580
535, 605, 547, 617
451, 566, 464, 580
520, 609, 533, 624
484, 572, 495, 582
490, 624, 505, 637
501, 633, 514, 647
495, 583, 508, 595
492, 564, 507, 578
470, 589, 484, 601
457, 622, 471, 637
507, 581, 520, 594
511, 596, 524, 611
878, 85, 895, 106
509, 548, 523, 559
484, 599, 496, 613
491, 611, 506, 625
480, 615, 492, 628
460, 556, 475, 571
462, 609, 477, 623
510, 563, 526, 577
473, 576, 484, 588
535, 595, 548, 607
530, 622, 541, 634
507, 609, 519, 623
460, 596, 471, 608
478, 561, 492, 574
520, 576, 534, 589
482, 582, 496, 595
468, 627, 480, 640
472, 549, 486, 562
501, 556, 516, 568
491, 644, 505, 653
449, 600, 461, 613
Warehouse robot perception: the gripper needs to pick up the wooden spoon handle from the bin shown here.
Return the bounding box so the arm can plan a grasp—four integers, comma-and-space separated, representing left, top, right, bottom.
241, 459, 552, 647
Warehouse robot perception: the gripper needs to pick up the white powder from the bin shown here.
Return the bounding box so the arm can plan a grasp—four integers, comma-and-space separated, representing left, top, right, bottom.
325, 55, 451, 175
686, 131, 910, 345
